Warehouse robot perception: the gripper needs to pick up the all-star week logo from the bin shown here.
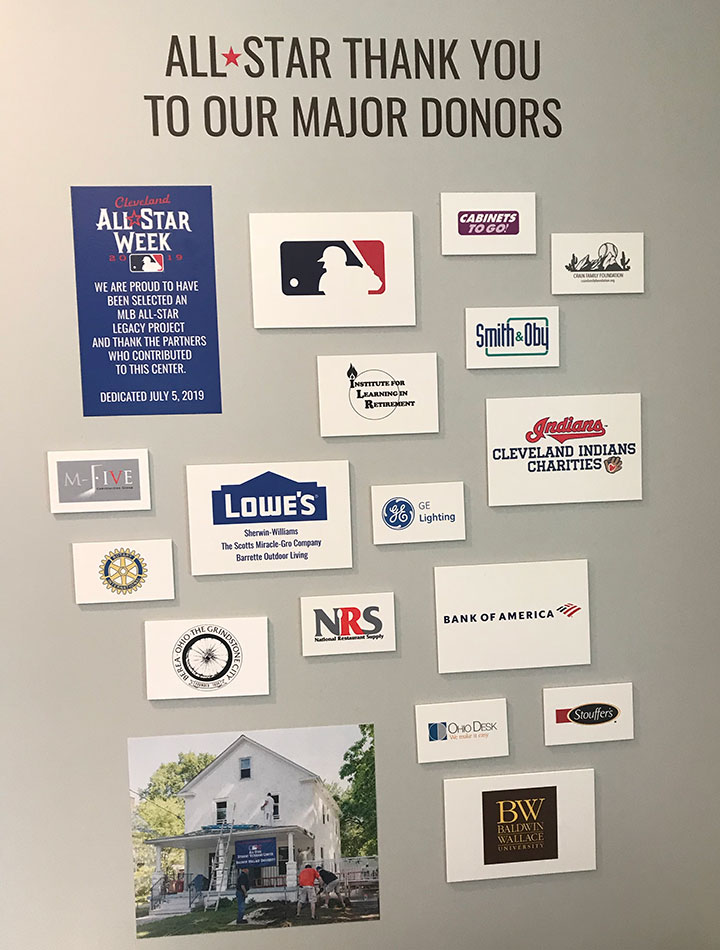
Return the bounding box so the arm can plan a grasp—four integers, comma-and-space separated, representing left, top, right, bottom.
346, 362, 414, 420
173, 623, 242, 690
95, 193, 193, 271
490, 414, 637, 474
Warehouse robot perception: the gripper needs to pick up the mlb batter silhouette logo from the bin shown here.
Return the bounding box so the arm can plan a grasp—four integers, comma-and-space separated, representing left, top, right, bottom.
129, 253, 164, 273
280, 240, 385, 297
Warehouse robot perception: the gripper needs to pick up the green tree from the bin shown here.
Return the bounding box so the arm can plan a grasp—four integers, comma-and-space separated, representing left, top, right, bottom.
338, 724, 377, 855
133, 751, 216, 897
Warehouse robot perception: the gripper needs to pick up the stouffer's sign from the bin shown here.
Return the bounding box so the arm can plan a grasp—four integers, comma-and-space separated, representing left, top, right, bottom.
526, 416, 607, 444
556, 702, 619, 725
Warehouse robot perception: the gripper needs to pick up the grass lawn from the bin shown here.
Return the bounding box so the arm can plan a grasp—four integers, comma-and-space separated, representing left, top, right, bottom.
137, 897, 379, 938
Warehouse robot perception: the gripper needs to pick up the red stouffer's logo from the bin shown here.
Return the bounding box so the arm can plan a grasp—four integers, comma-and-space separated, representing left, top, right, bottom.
526, 416, 606, 444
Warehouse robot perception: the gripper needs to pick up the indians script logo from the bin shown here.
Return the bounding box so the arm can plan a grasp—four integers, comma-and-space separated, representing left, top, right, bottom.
57, 458, 141, 504
130, 253, 164, 273
173, 623, 242, 690
458, 211, 519, 235
428, 720, 498, 741
280, 240, 385, 297
313, 605, 384, 642
566, 242, 630, 273
212, 472, 328, 526
526, 416, 607, 444
476, 317, 549, 357
346, 362, 415, 420
381, 497, 415, 530
98, 547, 147, 595
556, 703, 619, 725
557, 603, 582, 618
482, 786, 558, 865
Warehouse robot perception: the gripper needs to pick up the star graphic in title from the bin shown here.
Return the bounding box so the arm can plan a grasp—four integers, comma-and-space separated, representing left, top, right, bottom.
126, 211, 142, 227
223, 46, 241, 66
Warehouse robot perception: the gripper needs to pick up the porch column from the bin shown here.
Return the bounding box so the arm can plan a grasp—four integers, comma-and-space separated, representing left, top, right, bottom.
285, 832, 297, 894
151, 844, 164, 888
185, 849, 190, 908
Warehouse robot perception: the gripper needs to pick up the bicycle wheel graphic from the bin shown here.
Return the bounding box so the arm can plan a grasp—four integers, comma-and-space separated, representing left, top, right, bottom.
181, 633, 238, 682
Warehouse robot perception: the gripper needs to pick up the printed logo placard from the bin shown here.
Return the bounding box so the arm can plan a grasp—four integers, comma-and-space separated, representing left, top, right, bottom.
486, 392, 642, 507
72, 539, 174, 604
187, 461, 352, 575
250, 212, 415, 327
435, 559, 590, 673
70, 185, 222, 416
300, 592, 396, 657
441, 193, 536, 255
444, 769, 596, 882
465, 307, 559, 369
317, 353, 439, 437
144, 616, 269, 700
415, 698, 508, 763
48, 449, 151, 513
543, 682, 634, 746
371, 482, 465, 545
551, 232, 644, 294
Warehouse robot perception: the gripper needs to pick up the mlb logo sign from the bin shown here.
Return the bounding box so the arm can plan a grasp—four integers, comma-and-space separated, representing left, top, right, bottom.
249, 844, 262, 856
250, 212, 415, 328
129, 253, 164, 272
428, 722, 447, 741
280, 241, 385, 296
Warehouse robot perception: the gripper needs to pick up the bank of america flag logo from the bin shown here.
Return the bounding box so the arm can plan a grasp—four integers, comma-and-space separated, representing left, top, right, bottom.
558, 603, 582, 617
428, 722, 447, 741
280, 240, 385, 297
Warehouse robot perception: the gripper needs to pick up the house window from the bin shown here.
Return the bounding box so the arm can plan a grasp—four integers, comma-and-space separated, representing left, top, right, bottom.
215, 801, 228, 823
322, 807, 326, 824
278, 846, 289, 876
239, 757, 251, 780
320, 847, 324, 860
271, 794, 280, 820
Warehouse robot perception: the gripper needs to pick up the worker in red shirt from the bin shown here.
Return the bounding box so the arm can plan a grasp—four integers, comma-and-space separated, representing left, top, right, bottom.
296, 864, 321, 920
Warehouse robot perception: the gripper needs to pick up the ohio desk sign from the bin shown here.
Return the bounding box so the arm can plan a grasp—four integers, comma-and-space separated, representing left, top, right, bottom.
144, 616, 269, 700
48, 448, 150, 513
249, 211, 415, 328
444, 768, 596, 882
415, 698, 508, 764
186, 460, 352, 575
70, 185, 222, 416
72, 538, 175, 604
317, 352, 438, 437
486, 392, 642, 506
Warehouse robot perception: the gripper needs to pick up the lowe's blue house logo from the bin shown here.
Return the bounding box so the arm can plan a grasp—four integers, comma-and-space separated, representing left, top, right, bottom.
428, 722, 448, 741
212, 471, 328, 525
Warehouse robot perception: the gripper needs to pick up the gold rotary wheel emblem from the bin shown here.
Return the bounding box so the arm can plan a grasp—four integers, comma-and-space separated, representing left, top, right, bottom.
99, 547, 147, 594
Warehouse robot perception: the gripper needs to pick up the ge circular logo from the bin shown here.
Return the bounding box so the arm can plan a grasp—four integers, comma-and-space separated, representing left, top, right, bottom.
381, 497, 415, 530
173, 625, 242, 690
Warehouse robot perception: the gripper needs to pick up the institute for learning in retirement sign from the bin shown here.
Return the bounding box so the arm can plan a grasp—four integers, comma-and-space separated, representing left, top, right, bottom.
70, 185, 222, 416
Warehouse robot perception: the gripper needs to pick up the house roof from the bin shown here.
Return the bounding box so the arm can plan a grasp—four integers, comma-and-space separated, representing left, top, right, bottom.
179, 734, 321, 796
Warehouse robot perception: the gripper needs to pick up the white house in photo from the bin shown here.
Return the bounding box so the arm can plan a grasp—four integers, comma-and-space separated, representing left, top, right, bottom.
145, 735, 342, 913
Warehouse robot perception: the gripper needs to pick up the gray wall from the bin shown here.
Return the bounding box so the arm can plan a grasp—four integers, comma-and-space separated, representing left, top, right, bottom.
4, 1, 719, 948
